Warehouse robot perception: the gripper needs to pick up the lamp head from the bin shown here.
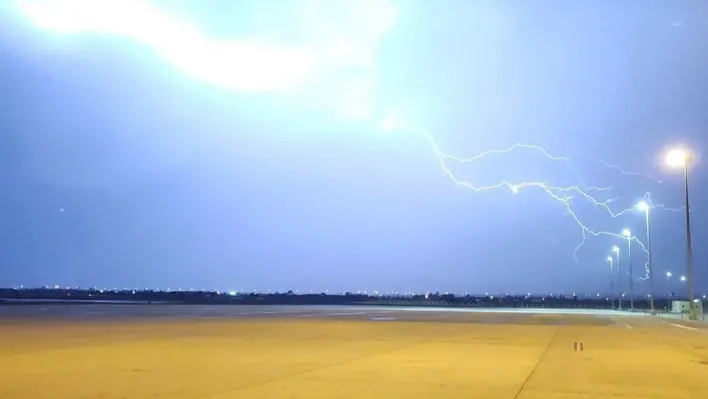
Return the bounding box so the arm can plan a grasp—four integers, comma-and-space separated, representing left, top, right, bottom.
607, 256, 613, 262
621, 229, 631, 237
666, 271, 672, 277
665, 148, 688, 168
636, 201, 650, 212
612, 246, 619, 253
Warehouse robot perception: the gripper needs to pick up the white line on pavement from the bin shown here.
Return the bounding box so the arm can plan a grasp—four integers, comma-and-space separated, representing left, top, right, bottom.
668, 323, 698, 331
327, 312, 367, 316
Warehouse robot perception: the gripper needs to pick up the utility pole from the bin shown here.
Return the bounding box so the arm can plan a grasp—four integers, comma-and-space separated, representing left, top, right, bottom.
684, 163, 697, 320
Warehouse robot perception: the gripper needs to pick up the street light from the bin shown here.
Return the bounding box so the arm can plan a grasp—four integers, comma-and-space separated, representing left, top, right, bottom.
666, 149, 688, 168
607, 256, 614, 310
666, 271, 673, 311
637, 200, 655, 313
612, 246, 622, 310
665, 148, 697, 320
680, 275, 686, 282
622, 228, 634, 310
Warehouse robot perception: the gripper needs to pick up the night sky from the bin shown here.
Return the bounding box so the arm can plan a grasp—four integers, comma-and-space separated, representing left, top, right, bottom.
1, 1, 707, 295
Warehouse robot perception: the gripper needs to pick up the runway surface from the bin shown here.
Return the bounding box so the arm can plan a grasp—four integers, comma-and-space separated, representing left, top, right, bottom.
0, 303, 672, 321
2, 305, 708, 398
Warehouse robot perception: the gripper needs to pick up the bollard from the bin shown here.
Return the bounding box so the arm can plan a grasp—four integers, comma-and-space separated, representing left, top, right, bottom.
580, 342, 584, 351
574, 342, 578, 351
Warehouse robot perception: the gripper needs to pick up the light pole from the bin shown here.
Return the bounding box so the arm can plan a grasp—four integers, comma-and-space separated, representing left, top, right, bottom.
612, 246, 622, 310
666, 271, 672, 310
622, 229, 633, 311
666, 148, 697, 320
637, 201, 655, 313
607, 256, 614, 310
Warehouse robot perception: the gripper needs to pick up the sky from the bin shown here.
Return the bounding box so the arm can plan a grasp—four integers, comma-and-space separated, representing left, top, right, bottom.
1, 0, 707, 295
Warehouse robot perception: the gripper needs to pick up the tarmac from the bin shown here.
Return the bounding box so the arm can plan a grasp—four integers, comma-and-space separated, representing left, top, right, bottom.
1, 304, 707, 398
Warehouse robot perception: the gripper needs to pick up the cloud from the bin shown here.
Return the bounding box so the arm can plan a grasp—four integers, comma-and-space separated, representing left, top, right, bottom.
16, 0, 397, 119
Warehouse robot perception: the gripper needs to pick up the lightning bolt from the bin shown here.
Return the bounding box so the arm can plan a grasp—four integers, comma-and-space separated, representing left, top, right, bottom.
384, 116, 682, 281
586, 156, 664, 184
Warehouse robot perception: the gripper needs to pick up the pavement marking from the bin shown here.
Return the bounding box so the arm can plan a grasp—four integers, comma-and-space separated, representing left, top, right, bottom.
668, 323, 698, 331
370, 317, 396, 321
623, 323, 633, 329
327, 312, 367, 316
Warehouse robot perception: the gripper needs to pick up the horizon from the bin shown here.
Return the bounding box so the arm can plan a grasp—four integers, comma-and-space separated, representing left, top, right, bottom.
3, 286, 704, 299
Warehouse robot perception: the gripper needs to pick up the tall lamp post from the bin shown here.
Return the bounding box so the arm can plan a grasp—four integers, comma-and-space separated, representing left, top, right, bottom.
637, 201, 655, 313
622, 229, 634, 311
612, 246, 622, 310
666, 148, 697, 320
607, 256, 615, 310
666, 271, 672, 303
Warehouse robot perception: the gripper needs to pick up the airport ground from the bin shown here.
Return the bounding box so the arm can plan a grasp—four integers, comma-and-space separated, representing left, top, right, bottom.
1, 305, 707, 399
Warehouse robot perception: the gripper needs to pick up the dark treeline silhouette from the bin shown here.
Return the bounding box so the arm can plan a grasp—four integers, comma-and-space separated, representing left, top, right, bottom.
0, 287, 682, 311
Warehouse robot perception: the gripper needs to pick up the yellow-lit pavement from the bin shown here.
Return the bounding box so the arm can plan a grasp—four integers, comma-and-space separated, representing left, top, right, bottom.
1, 312, 707, 399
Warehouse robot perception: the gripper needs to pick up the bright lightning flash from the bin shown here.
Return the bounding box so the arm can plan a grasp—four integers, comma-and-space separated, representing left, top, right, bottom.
13, 0, 395, 119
